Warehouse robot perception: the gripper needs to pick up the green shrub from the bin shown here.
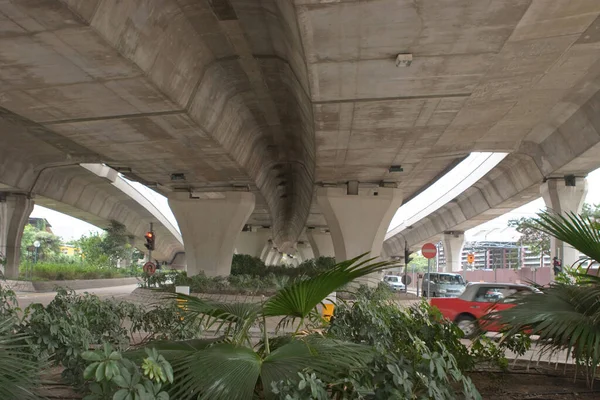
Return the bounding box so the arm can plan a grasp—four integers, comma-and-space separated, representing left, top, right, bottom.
81, 344, 172, 400
326, 286, 482, 399
19, 262, 134, 281
19, 288, 203, 387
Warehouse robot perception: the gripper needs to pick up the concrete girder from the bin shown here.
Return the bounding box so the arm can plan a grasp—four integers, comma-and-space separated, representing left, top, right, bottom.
58, 0, 314, 251
384, 82, 600, 256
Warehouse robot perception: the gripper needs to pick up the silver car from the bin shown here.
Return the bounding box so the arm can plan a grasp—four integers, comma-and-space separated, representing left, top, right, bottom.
422, 272, 466, 298
383, 275, 406, 291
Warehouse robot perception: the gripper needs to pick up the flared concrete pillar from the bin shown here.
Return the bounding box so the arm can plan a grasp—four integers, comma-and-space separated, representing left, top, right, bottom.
441, 232, 465, 272
541, 177, 588, 267
317, 186, 403, 284
168, 192, 255, 277
265, 249, 282, 266
0, 194, 34, 279
296, 241, 314, 262
305, 229, 334, 258
260, 240, 273, 262
235, 228, 270, 258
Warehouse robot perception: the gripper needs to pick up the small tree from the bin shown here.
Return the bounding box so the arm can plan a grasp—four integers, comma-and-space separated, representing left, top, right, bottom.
508, 217, 550, 258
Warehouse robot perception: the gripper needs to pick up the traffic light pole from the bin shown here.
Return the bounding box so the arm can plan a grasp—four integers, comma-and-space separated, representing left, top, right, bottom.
148, 222, 153, 262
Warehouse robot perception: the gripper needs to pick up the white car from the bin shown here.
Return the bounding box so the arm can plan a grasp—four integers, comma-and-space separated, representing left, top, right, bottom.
383, 275, 406, 291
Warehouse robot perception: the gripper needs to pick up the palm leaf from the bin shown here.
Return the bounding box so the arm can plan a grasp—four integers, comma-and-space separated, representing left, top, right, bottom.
167, 294, 262, 344
498, 281, 600, 376
536, 210, 600, 266
165, 336, 373, 400
263, 254, 395, 318
168, 343, 261, 400
0, 318, 42, 400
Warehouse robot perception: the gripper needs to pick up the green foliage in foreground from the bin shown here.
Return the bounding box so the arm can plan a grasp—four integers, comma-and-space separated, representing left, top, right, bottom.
19, 261, 141, 281
1, 286, 203, 389
498, 211, 600, 386
82, 344, 172, 400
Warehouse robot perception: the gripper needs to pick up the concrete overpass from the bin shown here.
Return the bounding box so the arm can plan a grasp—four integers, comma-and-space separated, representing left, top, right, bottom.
1, 0, 600, 278
0, 121, 184, 277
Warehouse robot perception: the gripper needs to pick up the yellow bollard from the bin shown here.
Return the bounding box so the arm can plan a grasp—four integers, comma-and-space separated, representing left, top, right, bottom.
176, 298, 188, 321
322, 303, 335, 321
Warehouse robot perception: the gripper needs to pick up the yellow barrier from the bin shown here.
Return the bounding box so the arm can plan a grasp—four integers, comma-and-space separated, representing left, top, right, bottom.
322, 304, 335, 321
176, 298, 188, 321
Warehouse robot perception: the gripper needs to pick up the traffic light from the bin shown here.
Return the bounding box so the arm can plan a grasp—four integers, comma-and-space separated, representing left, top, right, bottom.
144, 231, 155, 251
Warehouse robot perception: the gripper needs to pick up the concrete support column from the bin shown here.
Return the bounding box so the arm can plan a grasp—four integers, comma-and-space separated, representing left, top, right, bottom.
541, 177, 588, 267
305, 229, 334, 258
265, 249, 282, 266
317, 186, 403, 284
0, 194, 34, 278
441, 232, 465, 272
168, 192, 255, 276
260, 240, 273, 262
296, 241, 315, 262
235, 228, 270, 258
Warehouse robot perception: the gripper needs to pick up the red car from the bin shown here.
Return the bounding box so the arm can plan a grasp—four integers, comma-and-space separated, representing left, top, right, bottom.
430, 282, 539, 338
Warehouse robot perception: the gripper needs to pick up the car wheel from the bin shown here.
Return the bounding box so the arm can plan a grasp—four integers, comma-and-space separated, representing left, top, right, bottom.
456, 315, 478, 339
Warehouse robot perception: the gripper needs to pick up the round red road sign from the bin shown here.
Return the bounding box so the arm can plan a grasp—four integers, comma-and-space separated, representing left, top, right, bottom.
421, 243, 437, 259
143, 261, 157, 275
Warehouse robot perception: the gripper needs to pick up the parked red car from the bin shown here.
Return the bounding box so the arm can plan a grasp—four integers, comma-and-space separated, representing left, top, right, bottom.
429, 282, 539, 338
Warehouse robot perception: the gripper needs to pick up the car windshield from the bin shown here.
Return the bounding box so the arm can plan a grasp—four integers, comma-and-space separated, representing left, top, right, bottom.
429, 274, 465, 285
385, 276, 399, 283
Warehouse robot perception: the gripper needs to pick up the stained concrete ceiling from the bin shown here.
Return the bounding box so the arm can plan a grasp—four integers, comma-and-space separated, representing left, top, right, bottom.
1, 0, 600, 249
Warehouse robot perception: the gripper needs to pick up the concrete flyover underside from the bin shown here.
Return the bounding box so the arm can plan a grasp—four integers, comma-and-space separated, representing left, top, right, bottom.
0, 122, 183, 262
1, 1, 600, 272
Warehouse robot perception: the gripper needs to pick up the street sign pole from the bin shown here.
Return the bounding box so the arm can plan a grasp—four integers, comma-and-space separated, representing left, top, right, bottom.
421, 243, 437, 299
427, 257, 431, 299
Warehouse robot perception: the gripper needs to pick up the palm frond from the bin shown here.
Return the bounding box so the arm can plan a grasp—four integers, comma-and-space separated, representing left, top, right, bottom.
168, 343, 261, 400
260, 336, 373, 399
263, 254, 395, 318
536, 211, 600, 266
167, 293, 262, 344
0, 318, 42, 400
498, 282, 600, 373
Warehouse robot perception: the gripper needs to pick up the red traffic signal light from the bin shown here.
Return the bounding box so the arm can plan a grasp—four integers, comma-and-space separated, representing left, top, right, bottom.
144, 231, 155, 250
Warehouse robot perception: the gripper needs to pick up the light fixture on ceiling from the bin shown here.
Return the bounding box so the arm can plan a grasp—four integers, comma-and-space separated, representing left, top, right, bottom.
389, 165, 404, 173
170, 173, 186, 181
395, 53, 412, 67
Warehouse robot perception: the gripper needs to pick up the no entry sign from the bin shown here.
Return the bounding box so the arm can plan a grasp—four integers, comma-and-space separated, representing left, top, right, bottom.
421, 243, 437, 259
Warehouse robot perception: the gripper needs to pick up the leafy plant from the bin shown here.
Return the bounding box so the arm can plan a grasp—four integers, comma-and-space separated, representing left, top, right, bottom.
327, 286, 482, 399
82, 343, 172, 400
498, 210, 600, 386
147, 255, 393, 399
20, 288, 201, 386
0, 317, 43, 400
271, 372, 330, 400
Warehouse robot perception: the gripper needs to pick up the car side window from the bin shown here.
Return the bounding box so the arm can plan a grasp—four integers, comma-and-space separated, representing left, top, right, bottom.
500, 287, 534, 303
473, 287, 507, 303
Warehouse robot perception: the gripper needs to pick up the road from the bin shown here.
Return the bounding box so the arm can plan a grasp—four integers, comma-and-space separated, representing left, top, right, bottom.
14, 284, 139, 309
